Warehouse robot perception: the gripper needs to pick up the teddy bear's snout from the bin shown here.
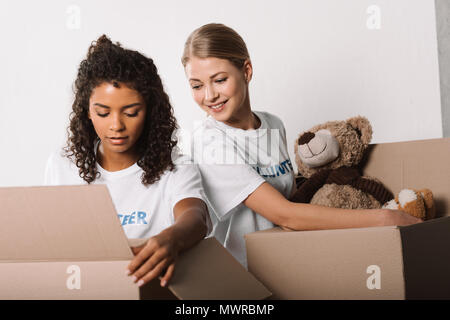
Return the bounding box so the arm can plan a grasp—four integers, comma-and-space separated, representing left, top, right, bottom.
298, 132, 315, 145
297, 129, 340, 168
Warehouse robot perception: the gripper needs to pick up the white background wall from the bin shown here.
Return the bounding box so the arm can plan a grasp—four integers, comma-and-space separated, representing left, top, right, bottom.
0, 0, 442, 187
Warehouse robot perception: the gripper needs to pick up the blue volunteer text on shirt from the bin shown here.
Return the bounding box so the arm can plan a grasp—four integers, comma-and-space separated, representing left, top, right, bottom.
118, 211, 148, 226
252, 159, 294, 178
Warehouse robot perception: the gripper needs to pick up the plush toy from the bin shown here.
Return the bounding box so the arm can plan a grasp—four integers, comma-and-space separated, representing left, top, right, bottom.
290, 116, 435, 220
383, 188, 435, 220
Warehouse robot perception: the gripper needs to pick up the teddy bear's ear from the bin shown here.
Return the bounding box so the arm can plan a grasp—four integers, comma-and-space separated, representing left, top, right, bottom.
346, 116, 373, 145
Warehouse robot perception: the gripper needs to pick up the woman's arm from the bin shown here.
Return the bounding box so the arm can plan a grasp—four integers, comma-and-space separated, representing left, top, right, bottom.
126, 198, 208, 287
244, 182, 422, 231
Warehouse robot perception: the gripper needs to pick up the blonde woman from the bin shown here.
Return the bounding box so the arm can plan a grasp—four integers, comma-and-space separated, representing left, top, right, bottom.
182, 23, 421, 267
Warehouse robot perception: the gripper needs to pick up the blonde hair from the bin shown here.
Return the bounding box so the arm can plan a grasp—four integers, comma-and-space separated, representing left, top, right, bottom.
182, 23, 250, 69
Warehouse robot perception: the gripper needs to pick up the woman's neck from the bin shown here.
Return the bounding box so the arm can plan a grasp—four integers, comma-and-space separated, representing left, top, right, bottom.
223, 97, 260, 130
96, 142, 138, 172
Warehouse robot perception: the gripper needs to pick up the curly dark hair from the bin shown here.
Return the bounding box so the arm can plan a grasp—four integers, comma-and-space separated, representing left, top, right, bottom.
64, 34, 178, 186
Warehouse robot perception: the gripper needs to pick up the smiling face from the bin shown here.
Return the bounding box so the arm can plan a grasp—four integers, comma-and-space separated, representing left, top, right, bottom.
88, 82, 147, 163
185, 56, 252, 126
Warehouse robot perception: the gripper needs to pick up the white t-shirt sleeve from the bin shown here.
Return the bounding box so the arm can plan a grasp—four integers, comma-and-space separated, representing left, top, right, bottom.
263, 111, 288, 148
192, 120, 266, 222
43, 151, 84, 186
43, 153, 55, 186
198, 164, 265, 222
167, 163, 213, 235
44, 152, 66, 186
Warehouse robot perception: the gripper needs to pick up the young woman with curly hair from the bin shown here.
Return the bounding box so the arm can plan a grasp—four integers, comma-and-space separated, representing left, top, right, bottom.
182, 23, 421, 267
44, 35, 210, 288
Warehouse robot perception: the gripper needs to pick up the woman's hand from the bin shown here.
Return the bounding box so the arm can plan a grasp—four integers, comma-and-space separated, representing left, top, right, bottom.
126, 197, 209, 288
127, 229, 180, 288
380, 209, 423, 226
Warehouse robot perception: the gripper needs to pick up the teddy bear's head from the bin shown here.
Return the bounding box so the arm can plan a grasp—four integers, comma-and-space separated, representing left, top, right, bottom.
294, 116, 373, 178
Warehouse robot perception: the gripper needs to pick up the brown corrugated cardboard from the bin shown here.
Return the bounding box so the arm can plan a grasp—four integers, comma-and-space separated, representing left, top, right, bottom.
245, 137, 450, 300
0, 185, 271, 300
246, 226, 405, 299
135, 237, 272, 300
362, 137, 450, 218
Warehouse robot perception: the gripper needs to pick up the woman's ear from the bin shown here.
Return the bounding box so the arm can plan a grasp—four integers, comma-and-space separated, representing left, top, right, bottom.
243, 59, 253, 83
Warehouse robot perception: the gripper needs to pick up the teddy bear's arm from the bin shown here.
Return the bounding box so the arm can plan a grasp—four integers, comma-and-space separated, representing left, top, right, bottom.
290, 169, 331, 203
326, 167, 360, 185
324, 167, 394, 205
351, 177, 394, 205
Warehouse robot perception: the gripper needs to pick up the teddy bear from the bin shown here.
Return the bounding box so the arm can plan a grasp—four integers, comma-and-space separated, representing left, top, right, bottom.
290, 116, 435, 221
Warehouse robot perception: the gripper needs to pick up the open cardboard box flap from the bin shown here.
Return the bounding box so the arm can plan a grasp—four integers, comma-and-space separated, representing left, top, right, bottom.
0, 185, 131, 262
130, 237, 271, 300
0, 185, 270, 300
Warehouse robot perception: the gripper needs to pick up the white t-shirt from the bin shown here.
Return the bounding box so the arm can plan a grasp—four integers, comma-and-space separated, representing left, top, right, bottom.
191, 111, 295, 267
44, 142, 210, 239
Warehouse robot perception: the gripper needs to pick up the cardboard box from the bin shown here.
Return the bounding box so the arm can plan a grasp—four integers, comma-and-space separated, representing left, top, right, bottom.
245, 137, 450, 300
0, 185, 271, 300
